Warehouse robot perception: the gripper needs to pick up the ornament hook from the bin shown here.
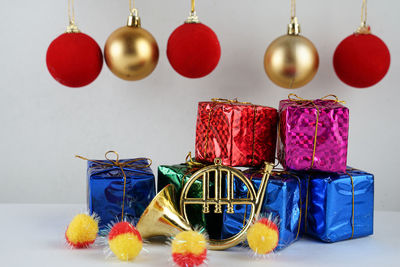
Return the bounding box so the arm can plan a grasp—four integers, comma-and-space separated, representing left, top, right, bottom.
214, 158, 222, 165
186, 0, 200, 23
356, 0, 371, 34
288, 0, 300, 35
129, 0, 135, 12
66, 0, 80, 33
127, 0, 141, 27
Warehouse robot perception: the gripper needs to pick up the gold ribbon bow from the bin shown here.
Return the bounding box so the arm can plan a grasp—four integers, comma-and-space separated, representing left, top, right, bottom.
211, 98, 252, 105
286, 93, 345, 169
76, 151, 152, 221
185, 151, 206, 168
203, 98, 258, 165
287, 93, 345, 105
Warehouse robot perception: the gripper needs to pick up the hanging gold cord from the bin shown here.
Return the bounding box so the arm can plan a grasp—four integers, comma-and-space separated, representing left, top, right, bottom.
361, 0, 367, 27
127, 0, 140, 27
288, 0, 300, 35
291, 0, 296, 19
129, 0, 135, 12
357, 0, 370, 33
66, 0, 79, 32
191, 0, 195, 13
186, 0, 199, 23
68, 0, 75, 26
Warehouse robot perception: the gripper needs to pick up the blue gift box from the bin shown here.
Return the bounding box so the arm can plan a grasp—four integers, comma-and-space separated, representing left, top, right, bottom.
87, 158, 156, 232
221, 170, 303, 250
298, 168, 374, 242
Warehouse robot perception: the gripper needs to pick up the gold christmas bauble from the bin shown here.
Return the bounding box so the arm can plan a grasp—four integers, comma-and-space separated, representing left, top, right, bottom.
104, 26, 159, 81
264, 34, 319, 89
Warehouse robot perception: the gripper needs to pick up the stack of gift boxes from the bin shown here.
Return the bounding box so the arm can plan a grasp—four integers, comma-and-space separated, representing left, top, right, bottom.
86, 95, 374, 250
158, 96, 374, 249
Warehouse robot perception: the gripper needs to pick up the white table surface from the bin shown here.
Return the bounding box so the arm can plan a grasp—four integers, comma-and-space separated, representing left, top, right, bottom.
0, 204, 399, 267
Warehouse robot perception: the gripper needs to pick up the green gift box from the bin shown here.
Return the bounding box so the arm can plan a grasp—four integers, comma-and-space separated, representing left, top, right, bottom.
157, 161, 223, 238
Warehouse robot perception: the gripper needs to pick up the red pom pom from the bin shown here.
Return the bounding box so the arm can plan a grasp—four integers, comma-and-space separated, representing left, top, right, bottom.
108, 222, 142, 242
172, 249, 207, 267
46, 32, 103, 87
257, 218, 279, 232
333, 33, 390, 88
167, 23, 221, 78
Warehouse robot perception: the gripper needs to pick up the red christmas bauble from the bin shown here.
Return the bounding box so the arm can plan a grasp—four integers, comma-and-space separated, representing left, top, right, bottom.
333, 33, 390, 88
46, 32, 103, 87
167, 23, 221, 78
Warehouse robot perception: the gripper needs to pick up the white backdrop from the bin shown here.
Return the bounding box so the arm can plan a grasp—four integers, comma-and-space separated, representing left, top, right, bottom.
0, 0, 398, 211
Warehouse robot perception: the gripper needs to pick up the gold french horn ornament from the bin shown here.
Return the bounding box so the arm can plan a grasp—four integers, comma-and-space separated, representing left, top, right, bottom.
104, 8, 159, 81
136, 158, 274, 251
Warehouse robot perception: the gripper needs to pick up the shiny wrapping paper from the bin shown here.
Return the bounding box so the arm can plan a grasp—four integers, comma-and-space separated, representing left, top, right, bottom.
158, 163, 223, 239
87, 159, 155, 231
195, 100, 278, 167
278, 97, 349, 173
221, 170, 303, 250
297, 168, 374, 242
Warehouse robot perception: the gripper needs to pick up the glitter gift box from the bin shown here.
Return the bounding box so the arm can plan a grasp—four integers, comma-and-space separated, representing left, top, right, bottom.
298, 168, 374, 242
195, 98, 278, 167
221, 169, 304, 250
278, 94, 349, 173
86, 157, 156, 232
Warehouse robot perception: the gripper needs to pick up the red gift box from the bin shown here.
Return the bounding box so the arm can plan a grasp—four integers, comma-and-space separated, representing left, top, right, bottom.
195, 98, 278, 167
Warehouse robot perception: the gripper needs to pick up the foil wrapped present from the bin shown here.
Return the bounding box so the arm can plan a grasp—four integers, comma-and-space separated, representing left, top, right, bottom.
158, 161, 223, 239
278, 94, 349, 173
298, 168, 374, 242
86, 157, 155, 232
221, 169, 303, 250
195, 98, 278, 167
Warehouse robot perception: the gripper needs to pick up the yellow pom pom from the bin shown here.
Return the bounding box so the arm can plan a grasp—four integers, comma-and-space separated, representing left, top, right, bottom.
65, 213, 98, 248
108, 222, 142, 261
172, 231, 207, 267
172, 231, 206, 254
247, 218, 279, 255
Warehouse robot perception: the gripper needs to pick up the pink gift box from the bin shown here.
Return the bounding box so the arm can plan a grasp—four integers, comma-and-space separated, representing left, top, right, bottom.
278, 95, 349, 173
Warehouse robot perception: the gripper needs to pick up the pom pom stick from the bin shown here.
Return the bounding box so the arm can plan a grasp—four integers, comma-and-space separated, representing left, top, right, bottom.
65, 213, 99, 248
171, 230, 208, 267
107, 222, 143, 261
247, 217, 279, 255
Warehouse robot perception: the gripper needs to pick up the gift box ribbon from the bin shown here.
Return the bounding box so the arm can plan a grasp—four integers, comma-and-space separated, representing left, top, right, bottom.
304, 169, 355, 239
281, 93, 346, 169
181, 152, 208, 188
76, 151, 152, 221
203, 98, 258, 165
